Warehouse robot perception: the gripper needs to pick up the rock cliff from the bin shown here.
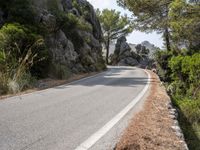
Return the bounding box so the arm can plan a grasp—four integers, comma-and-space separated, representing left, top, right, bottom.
0, 0, 105, 79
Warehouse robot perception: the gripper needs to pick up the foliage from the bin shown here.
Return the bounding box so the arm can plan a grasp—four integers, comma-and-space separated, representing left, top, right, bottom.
169, 0, 200, 50
117, 0, 173, 51
135, 44, 150, 58
175, 97, 200, 124
0, 0, 35, 25
49, 63, 71, 80
154, 50, 173, 81
96, 8, 133, 64
154, 49, 200, 149
173, 96, 200, 149
120, 0, 200, 147
0, 23, 48, 94
94, 60, 107, 71
47, 0, 60, 12
169, 53, 200, 98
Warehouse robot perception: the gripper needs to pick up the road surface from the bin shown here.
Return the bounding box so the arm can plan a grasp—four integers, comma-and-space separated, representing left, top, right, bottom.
0, 66, 149, 150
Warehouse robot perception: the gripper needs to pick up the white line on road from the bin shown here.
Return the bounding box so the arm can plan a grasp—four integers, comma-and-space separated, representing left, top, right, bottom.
75, 69, 151, 150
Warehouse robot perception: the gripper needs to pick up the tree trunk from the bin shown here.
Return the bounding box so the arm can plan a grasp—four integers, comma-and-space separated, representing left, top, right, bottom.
106, 37, 110, 64
164, 27, 171, 51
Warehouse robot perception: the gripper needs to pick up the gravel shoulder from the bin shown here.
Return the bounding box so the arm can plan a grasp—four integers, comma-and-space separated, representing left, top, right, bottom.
115, 71, 187, 150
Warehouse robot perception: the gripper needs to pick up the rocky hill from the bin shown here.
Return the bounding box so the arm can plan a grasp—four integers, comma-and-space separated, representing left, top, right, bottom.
108, 41, 159, 58
110, 37, 155, 67
141, 41, 159, 57
110, 36, 139, 66
0, 0, 105, 79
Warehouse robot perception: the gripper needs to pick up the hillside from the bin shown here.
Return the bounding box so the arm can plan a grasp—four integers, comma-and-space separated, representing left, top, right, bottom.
0, 0, 106, 94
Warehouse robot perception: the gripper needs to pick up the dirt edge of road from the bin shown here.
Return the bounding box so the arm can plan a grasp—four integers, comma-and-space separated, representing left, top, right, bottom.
0, 71, 102, 100
115, 70, 188, 150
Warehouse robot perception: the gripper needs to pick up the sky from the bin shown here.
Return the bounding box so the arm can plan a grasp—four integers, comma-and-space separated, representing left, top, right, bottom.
88, 0, 164, 48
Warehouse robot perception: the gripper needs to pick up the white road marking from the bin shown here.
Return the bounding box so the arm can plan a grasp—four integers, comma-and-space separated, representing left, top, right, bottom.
75, 69, 151, 150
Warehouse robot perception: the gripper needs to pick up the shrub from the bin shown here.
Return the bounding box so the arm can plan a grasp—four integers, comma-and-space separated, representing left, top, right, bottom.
2, 0, 36, 25
49, 63, 71, 79
154, 50, 173, 82
174, 97, 200, 124
47, 0, 60, 12
0, 23, 48, 94
169, 53, 200, 98
173, 96, 200, 150
94, 61, 106, 71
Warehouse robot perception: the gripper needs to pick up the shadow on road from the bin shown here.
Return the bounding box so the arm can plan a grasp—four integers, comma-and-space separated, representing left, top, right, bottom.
53, 67, 158, 89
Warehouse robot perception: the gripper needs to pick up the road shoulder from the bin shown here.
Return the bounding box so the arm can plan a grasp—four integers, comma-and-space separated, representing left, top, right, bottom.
115, 71, 188, 150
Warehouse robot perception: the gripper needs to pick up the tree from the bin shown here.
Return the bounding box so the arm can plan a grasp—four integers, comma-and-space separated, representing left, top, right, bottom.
117, 0, 173, 51
96, 9, 133, 64
169, 0, 200, 52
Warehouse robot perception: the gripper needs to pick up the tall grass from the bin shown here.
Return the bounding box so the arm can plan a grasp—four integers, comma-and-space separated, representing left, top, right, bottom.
0, 39, 44, 95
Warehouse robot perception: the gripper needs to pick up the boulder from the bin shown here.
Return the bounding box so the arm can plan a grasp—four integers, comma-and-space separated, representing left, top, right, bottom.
111, 36, 139, 66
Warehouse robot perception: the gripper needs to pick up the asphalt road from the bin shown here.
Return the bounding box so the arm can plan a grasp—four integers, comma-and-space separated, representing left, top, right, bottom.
0, 66, 149, 150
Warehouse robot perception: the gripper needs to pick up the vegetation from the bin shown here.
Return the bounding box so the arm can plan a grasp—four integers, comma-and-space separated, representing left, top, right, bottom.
135, 44, 150, 58
169, 54, 200, 149
0, 0, 105, 95
117, 0, 173, 51
96, 9, 133, 64
0, 23, 48, 94
118, 0, 200, 149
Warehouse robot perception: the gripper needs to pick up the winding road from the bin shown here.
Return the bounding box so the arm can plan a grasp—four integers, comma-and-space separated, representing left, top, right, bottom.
0, 66, 150, 150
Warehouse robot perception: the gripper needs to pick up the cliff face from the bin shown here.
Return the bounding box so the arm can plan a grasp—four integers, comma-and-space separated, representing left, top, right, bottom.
0, 0, 105, 78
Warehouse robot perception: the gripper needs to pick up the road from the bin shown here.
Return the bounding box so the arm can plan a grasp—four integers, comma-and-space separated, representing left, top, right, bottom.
0, 66, 149, 150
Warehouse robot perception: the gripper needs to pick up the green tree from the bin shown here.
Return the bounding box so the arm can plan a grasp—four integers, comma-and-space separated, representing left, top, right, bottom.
96, 9, 133, 64
117, 0, 173, 51
169, 0, 200, 52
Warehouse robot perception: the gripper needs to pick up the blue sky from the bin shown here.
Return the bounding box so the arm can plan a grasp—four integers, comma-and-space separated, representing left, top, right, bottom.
88, 0, 164, 48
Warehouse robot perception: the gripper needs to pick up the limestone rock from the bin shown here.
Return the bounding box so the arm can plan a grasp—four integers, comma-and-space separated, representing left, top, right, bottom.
111, 36, 139, 66
0, 0, 105, 78
46, 30, 78, 67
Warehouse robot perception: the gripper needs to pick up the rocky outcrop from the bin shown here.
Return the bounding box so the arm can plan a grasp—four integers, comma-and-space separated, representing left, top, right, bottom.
135, 44, 151, 67
0, 0, 105, 78
141, 41, 159, 58
111, 36, 139, 66
46, 30, 78, 67
36, 0, 105, 76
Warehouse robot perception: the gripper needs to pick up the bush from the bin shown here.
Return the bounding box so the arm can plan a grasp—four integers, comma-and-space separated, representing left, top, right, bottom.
169, 53, 200, 98
172, 96, 200, 150
154, 50, 173, 82
1, 0, 36, 25
174, 97, 200, 124
0, 23, 48, 94
49, 63, 71, 79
